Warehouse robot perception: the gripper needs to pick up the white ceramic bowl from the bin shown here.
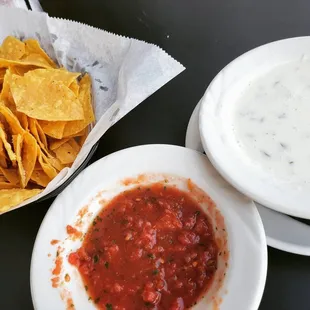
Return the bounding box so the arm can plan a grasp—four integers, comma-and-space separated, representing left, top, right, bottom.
187, 101, 310, 256
31, 145, 267, 310
199, 37, 310, 219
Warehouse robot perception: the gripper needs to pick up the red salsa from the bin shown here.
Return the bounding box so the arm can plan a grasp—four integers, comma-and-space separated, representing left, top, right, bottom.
69, 184, 218, 310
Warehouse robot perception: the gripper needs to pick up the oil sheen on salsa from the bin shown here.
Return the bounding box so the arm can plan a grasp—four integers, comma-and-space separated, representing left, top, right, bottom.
69, 184, 218, 310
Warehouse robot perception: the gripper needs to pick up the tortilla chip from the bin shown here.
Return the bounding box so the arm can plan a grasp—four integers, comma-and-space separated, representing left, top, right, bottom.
24, 39, 57, 68
34, 162, 41, 170
28, 118, 47, 153
29, 70, 81, 138
12, 134, 17, 151
20, 53, 55, 69
28, 68, 80, 86
22, 132, 38, 186
10, 65, 37, 76
0, 188, 42, 213
49, 138, 70, 151
0, 68, 14, 102
0, 57, 50, 69
2, 99, 16, 114
0, 68, 6, 82
0, 126, 16, 162
13, 134, 27, 188
69, 79, 79, 96
39, 120, 66, 139
46, 155, 66, 171
0, 182, 19, 189
0, 138, 7, 168
43, 122, 89, 140
11, 72, 84, 121
78, 129, 89, 147
0, 167, 19, 185
35, 120, 48, 149
0, 36, 25, 60
30, 169, 51, 187
63, 74, 95, 136
16, 112, 28, 130
37, 148, 58, 179
69, 128, 88, 138
0, 103, 24, 134
13, 131, 41, 188
54, 141, 78, 165
67, 138, 80, 153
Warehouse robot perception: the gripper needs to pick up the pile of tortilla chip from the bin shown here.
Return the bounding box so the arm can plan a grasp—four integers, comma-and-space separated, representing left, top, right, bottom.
0, 36, 95, 213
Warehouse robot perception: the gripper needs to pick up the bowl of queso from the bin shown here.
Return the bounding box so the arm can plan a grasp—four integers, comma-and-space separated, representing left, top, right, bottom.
199, 36, 310, 219
31, 145, 267, 310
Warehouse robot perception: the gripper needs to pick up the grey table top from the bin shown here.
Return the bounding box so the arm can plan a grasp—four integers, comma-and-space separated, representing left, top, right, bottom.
1, 0, 310, 309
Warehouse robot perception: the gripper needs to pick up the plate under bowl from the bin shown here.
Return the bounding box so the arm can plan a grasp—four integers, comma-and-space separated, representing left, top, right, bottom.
186, 101, 310, 256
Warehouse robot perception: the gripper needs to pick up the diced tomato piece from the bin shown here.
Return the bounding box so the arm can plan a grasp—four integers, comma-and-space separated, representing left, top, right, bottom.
68, 252, 79, 267
197, 272, 207, 287
107, 244, 119, 258
113, 283, 124, 293
135, 218, 144, 229
153, 246, 164, 253
186, 280, 197, 296
183, 215, 197, 229
129, 248, 143, 261
156, 210, 183, 230
145, 281, 154, 289
171, 245, 187, 252
79, 262, 92, 276
66, 225, 76, 234
169, 297, 184, 310
174, 280, 183, 289
165, 262, 177, 277
140, 227, 157, 249
177, 231, 199, 246
142, 288, 161, 304
77, 247, 92, 262
127, 284, 140, 295
194, 218, 210, 235
66, 225, 82, 239
154, 278, 167, 291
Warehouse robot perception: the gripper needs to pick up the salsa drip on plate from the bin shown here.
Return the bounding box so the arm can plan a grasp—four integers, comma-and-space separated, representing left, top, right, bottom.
69, 183, 219, 310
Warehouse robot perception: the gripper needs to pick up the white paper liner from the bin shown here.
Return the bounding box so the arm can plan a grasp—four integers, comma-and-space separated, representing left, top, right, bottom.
0, 0, 27, 9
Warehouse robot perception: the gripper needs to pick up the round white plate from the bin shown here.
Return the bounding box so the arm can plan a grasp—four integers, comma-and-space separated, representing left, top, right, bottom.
187, 102, 310, 256
199, 37, 310, 219
31, 145, 267, 310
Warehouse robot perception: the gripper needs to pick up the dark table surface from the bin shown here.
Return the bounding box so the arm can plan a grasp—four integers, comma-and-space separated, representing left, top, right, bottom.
1, 0, 310, 309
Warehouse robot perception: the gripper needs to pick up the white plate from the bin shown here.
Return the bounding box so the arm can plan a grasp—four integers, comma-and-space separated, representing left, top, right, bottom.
31, 145, 267, 310
187, 102, 310, 256
199, 37, 310, 219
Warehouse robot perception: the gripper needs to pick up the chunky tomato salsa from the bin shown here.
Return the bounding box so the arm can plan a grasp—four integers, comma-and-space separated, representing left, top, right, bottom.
69, 184, 218, 310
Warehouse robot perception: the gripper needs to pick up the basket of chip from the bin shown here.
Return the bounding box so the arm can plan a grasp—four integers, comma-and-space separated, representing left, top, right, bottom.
0, 7, 184, 214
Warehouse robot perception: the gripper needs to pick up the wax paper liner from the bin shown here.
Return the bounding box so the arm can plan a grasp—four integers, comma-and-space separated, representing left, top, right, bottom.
0, 7, 185, 214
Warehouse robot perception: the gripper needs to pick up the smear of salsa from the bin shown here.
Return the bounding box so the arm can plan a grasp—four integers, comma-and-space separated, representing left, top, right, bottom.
69, 184, 218, 310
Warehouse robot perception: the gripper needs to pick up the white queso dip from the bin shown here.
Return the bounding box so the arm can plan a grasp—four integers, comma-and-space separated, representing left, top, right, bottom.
232, 60, 310, 184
